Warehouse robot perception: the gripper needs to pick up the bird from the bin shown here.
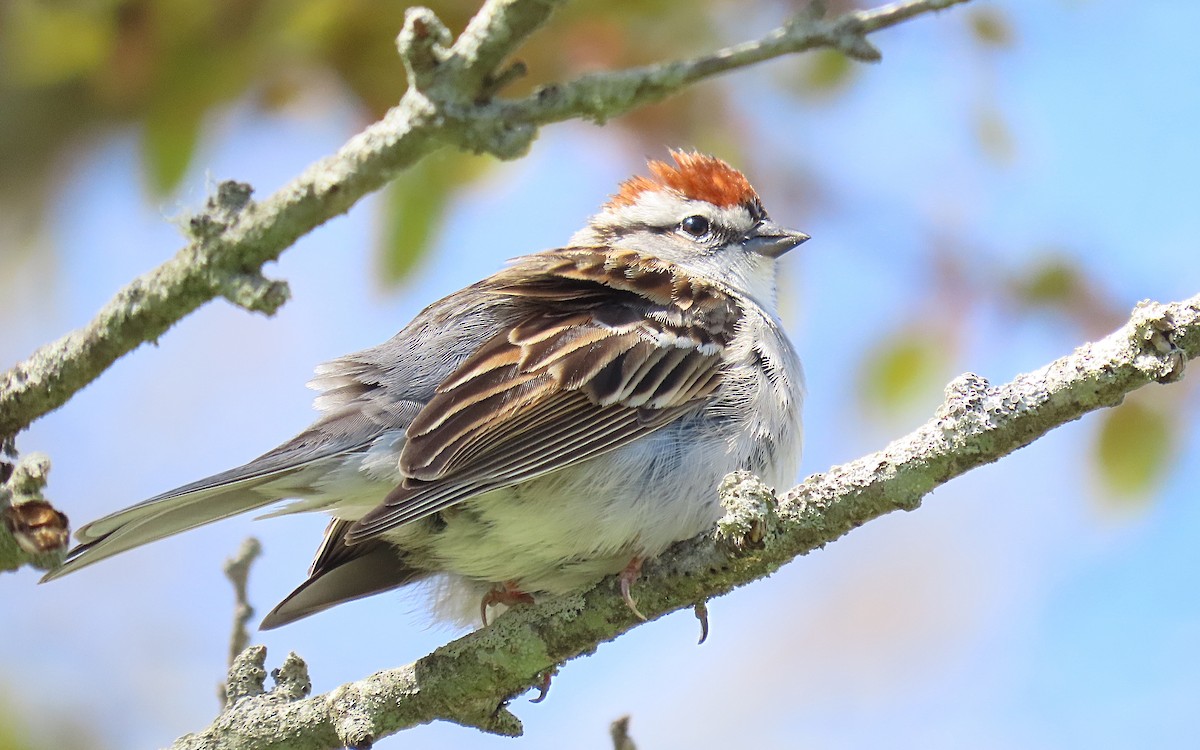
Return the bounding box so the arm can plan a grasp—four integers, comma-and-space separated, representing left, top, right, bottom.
42, 150, 808, 629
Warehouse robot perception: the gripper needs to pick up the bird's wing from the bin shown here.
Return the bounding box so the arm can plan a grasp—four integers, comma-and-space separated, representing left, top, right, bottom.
346, 247, 740, 542
259, 518, 422, 629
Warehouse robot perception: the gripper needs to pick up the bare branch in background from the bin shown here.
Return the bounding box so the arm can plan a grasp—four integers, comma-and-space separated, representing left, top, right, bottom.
611, 716, 638, 750
219, 538, 264, 706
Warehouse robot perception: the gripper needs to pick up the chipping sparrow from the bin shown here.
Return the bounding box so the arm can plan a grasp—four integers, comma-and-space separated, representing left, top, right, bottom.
44, 151, 808, 628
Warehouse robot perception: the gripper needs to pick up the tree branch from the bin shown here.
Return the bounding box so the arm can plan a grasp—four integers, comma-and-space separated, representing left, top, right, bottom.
0, 0, 969, 442
170, 294, 1198, 749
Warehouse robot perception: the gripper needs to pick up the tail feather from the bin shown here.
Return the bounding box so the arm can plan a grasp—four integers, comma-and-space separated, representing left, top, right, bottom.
42, 475, 284, 581
41, 409, 394, 583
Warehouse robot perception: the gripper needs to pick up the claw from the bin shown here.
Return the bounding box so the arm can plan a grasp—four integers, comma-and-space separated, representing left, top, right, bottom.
530, 671, 553, 703
480, 581, 534, 626
694, 601, 710, 644
619, 557, 647, 621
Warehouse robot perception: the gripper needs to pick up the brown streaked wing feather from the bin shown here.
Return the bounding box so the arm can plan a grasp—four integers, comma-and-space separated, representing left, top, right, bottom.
307, 518, 359, 576
345, 248, 739, 544
349, 394, 694, 538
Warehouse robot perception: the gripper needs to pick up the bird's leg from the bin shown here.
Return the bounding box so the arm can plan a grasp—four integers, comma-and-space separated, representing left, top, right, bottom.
480, 580, 534, 626
619, 557, 647, 621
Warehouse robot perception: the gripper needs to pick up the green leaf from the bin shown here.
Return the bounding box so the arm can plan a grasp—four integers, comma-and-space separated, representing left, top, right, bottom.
803, 50, 854, 93
137, 23, 255, 197
860, 330, 949, 414
1094, 401, 1175, 500
141, 96, 204, 197
1012, 256, 1085, 308
3, 3, 113, 87
380, 151, 486, 285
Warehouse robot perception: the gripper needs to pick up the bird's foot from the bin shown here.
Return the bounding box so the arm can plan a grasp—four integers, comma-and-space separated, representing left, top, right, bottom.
619, 557, 647, 621
530, 670, 554, 703
480, 581, 534, 626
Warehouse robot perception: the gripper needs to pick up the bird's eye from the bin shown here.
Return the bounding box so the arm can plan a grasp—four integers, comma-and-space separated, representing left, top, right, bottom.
679, 215, 711, 238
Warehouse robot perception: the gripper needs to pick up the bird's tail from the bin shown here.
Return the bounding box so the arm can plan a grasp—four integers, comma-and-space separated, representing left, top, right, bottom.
41, 470, 287, 582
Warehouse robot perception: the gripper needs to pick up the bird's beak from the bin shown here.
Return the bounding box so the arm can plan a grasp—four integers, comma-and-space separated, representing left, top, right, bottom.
744, 221, 811, 258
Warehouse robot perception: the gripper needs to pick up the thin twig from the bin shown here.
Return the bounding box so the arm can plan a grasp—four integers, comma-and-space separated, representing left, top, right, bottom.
504, 0, 971, 127
610, 716, 637, 750
225, 538, 263, 667
218, 538, 263, 706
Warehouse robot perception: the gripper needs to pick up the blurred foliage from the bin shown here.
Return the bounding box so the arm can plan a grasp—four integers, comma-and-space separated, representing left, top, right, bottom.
0, 0, 757, 273
1007, 253, 1126, 337
974, 106, 1014, 165
0, 0, 1020, 279
381, 149, 488, 283
967, 7, 1014, 48
1012, 256, 1086, 308
0, 728, 33, 750
1095, 397, 1175, 501
780, 49, 858, 98
860, 328, 951, 416
0, 693, 41, 750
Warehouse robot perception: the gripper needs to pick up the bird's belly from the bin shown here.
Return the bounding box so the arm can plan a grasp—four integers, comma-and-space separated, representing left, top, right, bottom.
412, 409, 798, 597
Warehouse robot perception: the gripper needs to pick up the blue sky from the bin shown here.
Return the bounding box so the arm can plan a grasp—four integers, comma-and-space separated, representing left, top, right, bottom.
2, 1, 1198, 748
